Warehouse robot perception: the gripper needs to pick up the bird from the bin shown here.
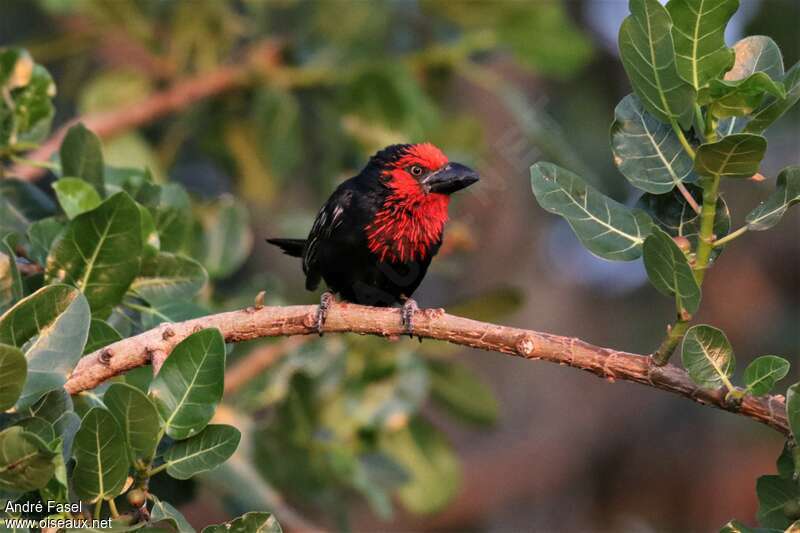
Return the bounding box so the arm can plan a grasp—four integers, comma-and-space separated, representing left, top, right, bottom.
267, 142, 479, 335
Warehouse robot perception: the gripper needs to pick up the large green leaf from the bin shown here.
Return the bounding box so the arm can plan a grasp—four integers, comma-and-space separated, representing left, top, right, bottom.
787, 384, 800, 445
0, 239, 22, 313
636, 185, 730, 259
618, 0, 695, 128
0, 426, 56, 492
642, 226, 701, 314
202, 512, 281, 533
103, 383, 161, 466
746, 61, 800, 133
694, 133, 766, 178
72, 408, 128, 502
531, 162, 653, 261
743, 356, 790, 396
59, 123, 104, 194
706, 72, 786, 118
148, 328, 225, 440
382, 417, 460, 515
756, 475, 798, 529
0, 344, 25, 411
681, 324, 734, 388
666, 0, 738, 90
191, 197, 253, 279
745, 166, 800, 231
162, 424, 240, 480
428, 360, 498, 426
130, 252, 207, 305
611, 94, 696, 194
52, 178, 102, 219
0, 179, 56, 236
45, 192, 142, 317
0, 284, 79, 346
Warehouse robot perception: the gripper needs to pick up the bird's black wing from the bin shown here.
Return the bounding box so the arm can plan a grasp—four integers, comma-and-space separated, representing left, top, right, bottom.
303, 185, 354, 290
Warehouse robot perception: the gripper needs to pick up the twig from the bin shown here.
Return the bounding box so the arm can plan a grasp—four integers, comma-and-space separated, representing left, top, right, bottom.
63, 303, 790, 436
8, 41, 281, 181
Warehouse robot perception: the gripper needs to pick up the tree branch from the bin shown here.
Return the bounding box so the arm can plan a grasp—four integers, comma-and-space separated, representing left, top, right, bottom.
63, 302, 789, 436
9, 41, 282, 181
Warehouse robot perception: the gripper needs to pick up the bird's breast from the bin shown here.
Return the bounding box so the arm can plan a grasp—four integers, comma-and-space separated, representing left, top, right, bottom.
365, 193, 449, 263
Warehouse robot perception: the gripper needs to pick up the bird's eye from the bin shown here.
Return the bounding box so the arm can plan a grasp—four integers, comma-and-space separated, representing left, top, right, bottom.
409, 165, 424, 177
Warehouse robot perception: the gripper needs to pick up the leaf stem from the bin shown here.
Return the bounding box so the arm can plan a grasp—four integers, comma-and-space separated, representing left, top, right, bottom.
94, 499, 103, 519
148, 462, 168, 477
107, 498, 119, 518
693, 104, 706, 141
670, 120, 696, 159
676, 181, 701, 214
692, 175, 721, 285
712, 225, 748, 248
652, 318, 690, 366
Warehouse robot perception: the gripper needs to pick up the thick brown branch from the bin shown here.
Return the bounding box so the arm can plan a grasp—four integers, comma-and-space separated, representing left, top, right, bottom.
10, 41, 281, 181
64, 303, 789, 435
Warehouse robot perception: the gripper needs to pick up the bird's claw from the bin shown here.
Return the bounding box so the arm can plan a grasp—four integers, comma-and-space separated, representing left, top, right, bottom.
401, 298, 419, 338
316, 291, 335, 336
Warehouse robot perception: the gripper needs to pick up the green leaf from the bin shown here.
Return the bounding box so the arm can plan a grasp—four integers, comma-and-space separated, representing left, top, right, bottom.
150, 498, 196, 533
0, 239, 22, 313
429, 360, 498, 426
0, 426, 56, 492
642, 226, 701, 314
756, 475, 798, 529
138, 300, 207, 330
130, 253, 207, 305
0, 344, 25, 411
45, 192, 142, 317
162, 424, 240, 480
681, 324, 734, 388
743, 356, 790, 396
531, 162, 653, 261
611, 94, 697, 194
59, 123, 104, 194
15, 417, 55, 444
72, 408, 128, 502
666, 0, 738, 90
0, 284, 90, 409
636, 185, 730, 260
103, 383, 161, 466
138, 204, 159, 258
776, 443, 794, 480
149, 328, 225, 440
26, 389, 81, 459
706, 72, 787, 118
151, 184, 191, 253
746, 61, 800, 133
382, 417, 460, 515
726, 36, 784, 83
618, 0, 695, 128
192, 197, 253, 279
694, 133, 766, 178
202, 512, 281, 533
0, 50, 55, 146
26, 217, 63, 266
0, 179, 56, 237
745, 166, 800, 231
52, 178, 102, 219
787, 384, 800, 444
83, 319, 122, 355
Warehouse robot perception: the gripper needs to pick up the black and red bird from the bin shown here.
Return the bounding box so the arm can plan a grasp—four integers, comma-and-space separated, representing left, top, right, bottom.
267, 143, 479, 333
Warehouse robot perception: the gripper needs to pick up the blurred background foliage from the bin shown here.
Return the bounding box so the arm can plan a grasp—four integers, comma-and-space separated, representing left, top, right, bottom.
1, 0, 798, 531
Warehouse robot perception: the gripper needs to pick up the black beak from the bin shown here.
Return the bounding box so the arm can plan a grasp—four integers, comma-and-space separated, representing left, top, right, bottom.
422, 162, 480, 195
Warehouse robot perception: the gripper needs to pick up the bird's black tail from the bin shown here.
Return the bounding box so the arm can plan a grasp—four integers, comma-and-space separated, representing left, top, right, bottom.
266, 238, 306, 258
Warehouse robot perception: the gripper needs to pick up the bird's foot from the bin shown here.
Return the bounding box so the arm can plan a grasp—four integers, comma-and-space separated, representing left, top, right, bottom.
400, 298, 419, 338
316, 291, 335, 336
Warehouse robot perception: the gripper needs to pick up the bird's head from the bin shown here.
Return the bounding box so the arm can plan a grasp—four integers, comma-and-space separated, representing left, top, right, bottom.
368, 143, 479, 197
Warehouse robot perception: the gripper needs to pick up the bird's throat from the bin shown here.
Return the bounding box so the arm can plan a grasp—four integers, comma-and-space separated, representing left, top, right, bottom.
365, 188, 449, 264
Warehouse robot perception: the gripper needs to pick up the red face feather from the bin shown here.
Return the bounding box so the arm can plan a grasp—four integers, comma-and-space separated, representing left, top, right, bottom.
366, 143, 451, 263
